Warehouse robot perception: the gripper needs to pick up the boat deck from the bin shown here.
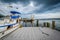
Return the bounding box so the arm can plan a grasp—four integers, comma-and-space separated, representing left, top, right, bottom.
0, 27, 60, 40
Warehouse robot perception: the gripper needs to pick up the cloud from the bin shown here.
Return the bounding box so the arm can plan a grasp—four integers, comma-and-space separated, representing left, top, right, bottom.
0, 0, 60, 18
34, 13, 60, 19
33, 3, 60, 14
0, 0, 60, 6
32, 0, 60, 6
0, 0, 30, 6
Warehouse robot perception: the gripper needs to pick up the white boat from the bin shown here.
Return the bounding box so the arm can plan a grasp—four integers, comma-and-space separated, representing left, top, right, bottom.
0, 19, 17, 33
0, 11, 21, 34
0, 20, 7, 33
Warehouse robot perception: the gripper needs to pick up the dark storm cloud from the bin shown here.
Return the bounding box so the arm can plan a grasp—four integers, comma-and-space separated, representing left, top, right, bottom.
32, 0, 60, 6
33, 3, 60, 13
0, 0, 29, 3
32, 0, 60, 13
0, 0, 60, 13
1, 0, 60, 6
0, 0, 30, 6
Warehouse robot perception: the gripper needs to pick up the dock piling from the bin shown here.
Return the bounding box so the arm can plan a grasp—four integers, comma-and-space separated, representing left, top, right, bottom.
46, 22, 50, 27
43, 22, 46, 27
52, 21, 55, 29
36, 19, 39, 27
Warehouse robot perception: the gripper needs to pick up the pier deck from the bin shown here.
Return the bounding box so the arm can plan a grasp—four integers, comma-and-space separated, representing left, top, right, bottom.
0, 27, 60, 40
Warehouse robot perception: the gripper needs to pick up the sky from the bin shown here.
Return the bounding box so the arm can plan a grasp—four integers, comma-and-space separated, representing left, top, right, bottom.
0, 0, 60, 19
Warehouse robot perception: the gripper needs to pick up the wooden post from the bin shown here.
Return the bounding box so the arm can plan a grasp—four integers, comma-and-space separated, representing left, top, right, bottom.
36, 19, 39, 27
25, 19, 27, 27
43, 22, 46, 27
47, 22, 50, 27
52, 21, 55, 29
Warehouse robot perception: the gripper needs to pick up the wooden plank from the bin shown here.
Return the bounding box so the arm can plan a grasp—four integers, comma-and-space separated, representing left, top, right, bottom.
0, 27, 60, 40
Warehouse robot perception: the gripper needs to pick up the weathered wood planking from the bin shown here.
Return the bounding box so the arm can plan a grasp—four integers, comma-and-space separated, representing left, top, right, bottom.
0, 27, 60, 40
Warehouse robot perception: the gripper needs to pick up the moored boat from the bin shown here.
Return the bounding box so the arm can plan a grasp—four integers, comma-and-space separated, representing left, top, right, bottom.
0, 11, 21, 34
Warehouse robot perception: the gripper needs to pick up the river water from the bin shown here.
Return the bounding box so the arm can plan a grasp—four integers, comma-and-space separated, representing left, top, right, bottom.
22, 19, 60, 31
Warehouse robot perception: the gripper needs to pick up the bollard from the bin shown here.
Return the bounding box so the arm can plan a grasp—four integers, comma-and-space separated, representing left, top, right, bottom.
52, 21, 55, 29
47, 22, 50, 27
43, 22, 46, 27
36, 19, 39, 27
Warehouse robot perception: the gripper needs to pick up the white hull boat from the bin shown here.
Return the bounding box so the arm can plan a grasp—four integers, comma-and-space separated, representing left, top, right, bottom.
0, 19, 17, 33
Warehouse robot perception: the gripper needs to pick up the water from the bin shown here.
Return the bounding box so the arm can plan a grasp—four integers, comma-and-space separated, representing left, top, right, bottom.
0, 19, 60, 31
22, 19, 60, 31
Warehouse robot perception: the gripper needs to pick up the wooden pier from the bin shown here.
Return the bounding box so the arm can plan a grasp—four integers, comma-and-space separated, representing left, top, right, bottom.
0, 27, 60, 40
